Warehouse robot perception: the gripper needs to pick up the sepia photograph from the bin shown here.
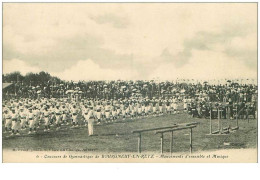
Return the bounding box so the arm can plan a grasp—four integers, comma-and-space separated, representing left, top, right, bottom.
2, 2, 258, 163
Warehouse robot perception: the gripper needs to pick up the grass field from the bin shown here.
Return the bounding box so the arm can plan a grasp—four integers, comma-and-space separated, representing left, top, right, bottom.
2, 112, 257, 154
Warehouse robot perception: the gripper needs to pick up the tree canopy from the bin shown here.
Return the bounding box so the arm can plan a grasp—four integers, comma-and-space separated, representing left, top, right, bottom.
2, 71, 62, 86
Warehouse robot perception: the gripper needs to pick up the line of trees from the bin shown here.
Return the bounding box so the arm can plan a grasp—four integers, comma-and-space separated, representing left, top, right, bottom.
2, 71, 62, 86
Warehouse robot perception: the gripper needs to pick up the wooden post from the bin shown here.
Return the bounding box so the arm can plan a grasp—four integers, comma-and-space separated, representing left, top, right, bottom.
247, 108, 249, 123
190, 128, 193, 154
226, 106, 229, 119
138, 133, 141, 153
170, 131, 173, 155
227, 106, 229, 119
209, 109, 212, 134
160, 133, 164, 154
220, 110, 223, 130
228, 106, 231, 120
218, 108, 221, 133
236, 106, 239, 127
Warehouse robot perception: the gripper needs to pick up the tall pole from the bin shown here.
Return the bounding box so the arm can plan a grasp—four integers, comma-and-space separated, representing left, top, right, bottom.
190, 128, 193, 154
247, 107, 249, 124
236, 106, 239, 127
16, 74, 19, 97
209, 109, 212, 134
52, 81, 54, 98
158, 81, 160, 98
152, 83, 154, 98
218, 107, 221, 133
14, 78, 17, 97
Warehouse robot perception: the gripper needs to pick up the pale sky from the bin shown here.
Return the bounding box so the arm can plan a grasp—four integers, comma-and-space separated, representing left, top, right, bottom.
3, 3, 257, 81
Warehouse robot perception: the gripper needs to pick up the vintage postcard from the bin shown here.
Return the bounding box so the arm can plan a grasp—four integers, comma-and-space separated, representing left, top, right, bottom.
2, 2, 257, 163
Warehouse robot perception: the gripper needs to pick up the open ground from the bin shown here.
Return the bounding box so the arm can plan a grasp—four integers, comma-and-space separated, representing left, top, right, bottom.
2, 112, 257, 154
